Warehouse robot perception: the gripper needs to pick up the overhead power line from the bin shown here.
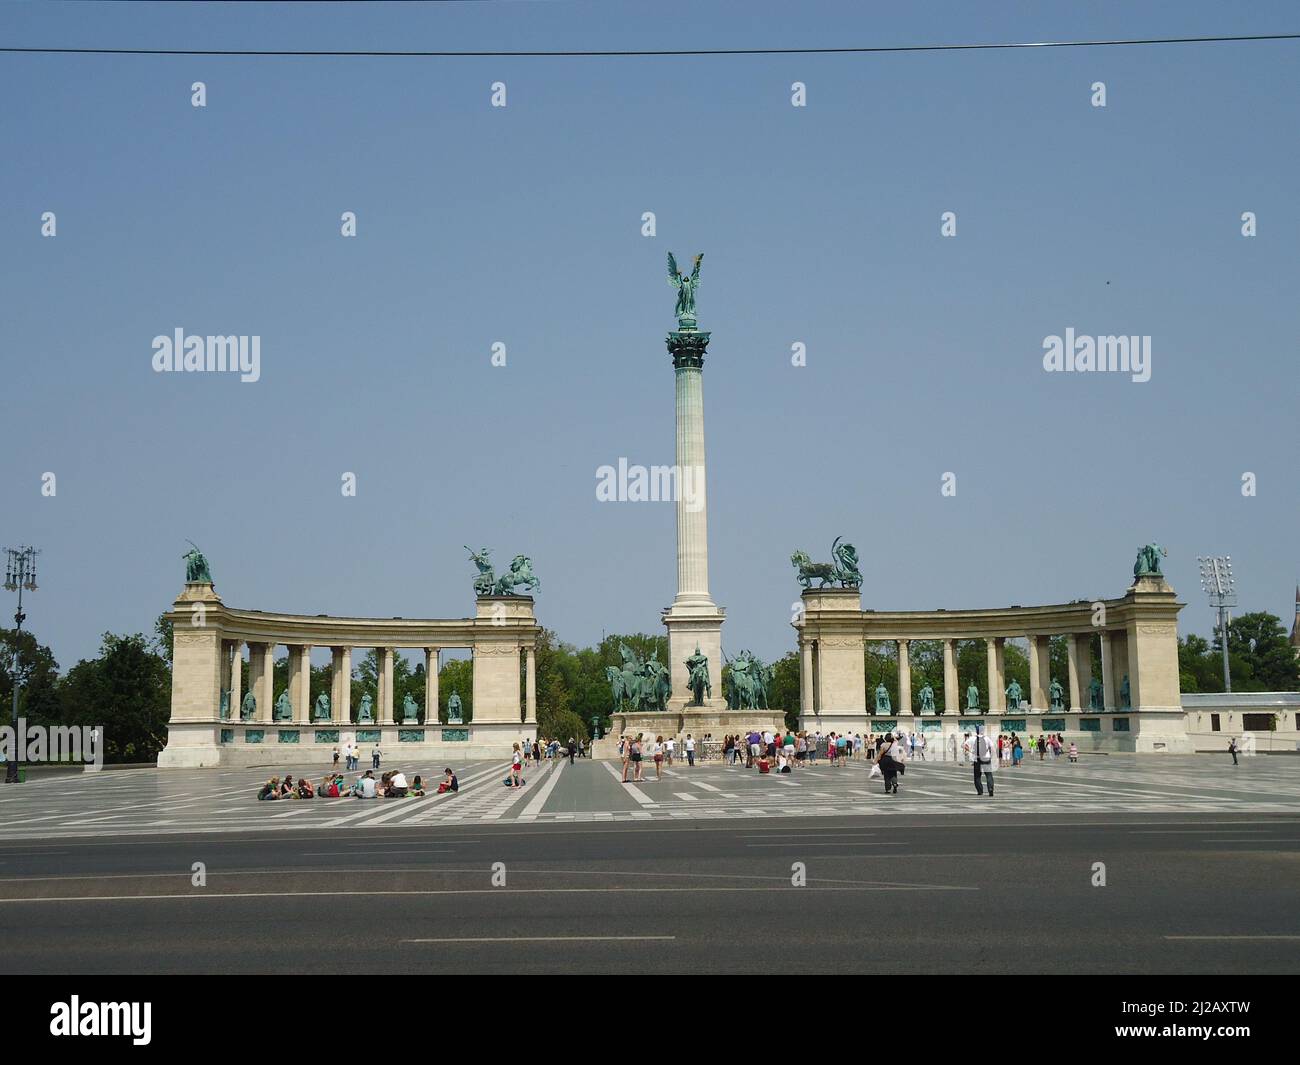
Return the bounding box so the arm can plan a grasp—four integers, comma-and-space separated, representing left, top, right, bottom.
2, 32, 1299, 58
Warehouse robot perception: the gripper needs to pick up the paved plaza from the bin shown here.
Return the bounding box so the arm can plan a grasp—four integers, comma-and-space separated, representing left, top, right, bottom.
3, 753, 1300, 840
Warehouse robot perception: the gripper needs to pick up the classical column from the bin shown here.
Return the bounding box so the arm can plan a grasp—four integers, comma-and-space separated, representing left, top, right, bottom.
379, 647, 395, 724
287, 645, 311, 724
328, 647, 342, 721
943, 639, 959, 715
257, 643, 275, 724
1027, 635, 1044, 712
800, 638, 814, 720
897, 639, 913, 716
524, 646, 537, 725
425, 648, 439, 725
986, 638, 1005, 714
340, 647, 352, 723
1036, 636, 1052, 712
1099, 631, 1115, 711
662, 320, 725, 710
1066, 634, 1085, 711
228, 642, 242, 717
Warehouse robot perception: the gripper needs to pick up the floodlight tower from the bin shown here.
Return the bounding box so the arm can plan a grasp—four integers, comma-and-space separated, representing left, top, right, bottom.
1197, 555, 1237, 693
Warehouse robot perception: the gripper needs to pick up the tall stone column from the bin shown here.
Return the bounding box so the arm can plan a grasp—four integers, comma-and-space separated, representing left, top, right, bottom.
379, 647, 395, 724
524, 647, 537, 726
986, 638, 1005, 713
943, 639, 959, 715
339, 647, 352, 723
290, 645, 311, 724
1099, 632, 1115, 712
329, 647, 344, 721
257, 643, 275, 724
228, 642, 242, 718
425, 648, 439, 725
897, 639, 913, 716
800, 638, 814, 719
661, 323, 725, 710
1034, 636, 1052, 712
1066, 634, 1085, 711
1027, 635, 1043, 711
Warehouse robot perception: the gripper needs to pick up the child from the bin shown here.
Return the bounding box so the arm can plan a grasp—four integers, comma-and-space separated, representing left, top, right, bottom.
1068, 741, 1078, 763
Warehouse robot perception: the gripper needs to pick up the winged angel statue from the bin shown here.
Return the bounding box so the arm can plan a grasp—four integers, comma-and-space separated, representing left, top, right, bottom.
667, 251, 703, 325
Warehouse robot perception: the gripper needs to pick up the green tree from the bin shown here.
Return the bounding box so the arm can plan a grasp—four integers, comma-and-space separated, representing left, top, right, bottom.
58, 632, 170, 762
768, 651, 800, 730
1221, 612, 1300, 692
0, 627, 61, 728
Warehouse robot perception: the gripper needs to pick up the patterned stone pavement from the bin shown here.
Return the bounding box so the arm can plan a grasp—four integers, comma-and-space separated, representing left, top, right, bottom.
2, 751, 1298, 840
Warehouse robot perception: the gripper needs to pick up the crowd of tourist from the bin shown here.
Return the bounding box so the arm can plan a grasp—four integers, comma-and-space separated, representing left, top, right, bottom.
257, 766, 459, 800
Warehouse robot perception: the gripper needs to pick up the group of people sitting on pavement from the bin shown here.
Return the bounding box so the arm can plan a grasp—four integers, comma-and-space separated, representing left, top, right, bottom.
257, 767, 458, 800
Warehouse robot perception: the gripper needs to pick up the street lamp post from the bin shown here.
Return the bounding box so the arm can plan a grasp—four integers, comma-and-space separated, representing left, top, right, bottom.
1197, 555, 1236, 694
4, 547, 39, 783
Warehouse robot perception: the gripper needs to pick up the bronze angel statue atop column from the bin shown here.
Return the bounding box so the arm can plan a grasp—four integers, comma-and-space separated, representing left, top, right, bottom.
668, 252, 703, 325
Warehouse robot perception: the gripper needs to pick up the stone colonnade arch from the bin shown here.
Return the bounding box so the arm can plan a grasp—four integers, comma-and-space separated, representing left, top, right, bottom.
159, 581, 539, 767
796, 570, 1187, 753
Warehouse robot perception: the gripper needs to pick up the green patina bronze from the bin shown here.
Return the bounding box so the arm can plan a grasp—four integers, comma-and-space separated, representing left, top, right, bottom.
220, 728, 234, 744
313, 692, 331, 722
441, 728, 469, 742
724, 649, 771, 712
467, 546, 540, 597
245, 729, 264, 743
183, 541, 213, 584
1089, 677, 1104, 710
277, 729, 300, 744
401, 694, 419, 724
356, 729, 381, 743
792, 537, 862, 590
240, 690, 256, 722
1049, 678, 1065, 710
273, 691, 292, 721
1134, 542, 1167, 577
918, 684, 936, 713
314, 729, 339, 744
874, 683, 892, 715
606, 643, 671, 713
1120, 674, 1131, 709
1005, 679, 1023, 709
398, 729, 425, 743
966, 682, 981, 711
667, 251, 703, 327
357, 693, 374, 723
219, 689, 231, 719
447, 689, 464, 724
685, 644, 712, 707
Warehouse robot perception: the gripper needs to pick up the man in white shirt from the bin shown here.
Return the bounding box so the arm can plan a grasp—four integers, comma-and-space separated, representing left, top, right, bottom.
972, 728, 996, 796
389, 770, 409, 797
685, 734, 696, 767
665, 737, 676, 766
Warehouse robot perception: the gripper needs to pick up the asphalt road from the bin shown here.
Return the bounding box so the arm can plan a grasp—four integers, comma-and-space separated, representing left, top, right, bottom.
1, 811, 1297, 974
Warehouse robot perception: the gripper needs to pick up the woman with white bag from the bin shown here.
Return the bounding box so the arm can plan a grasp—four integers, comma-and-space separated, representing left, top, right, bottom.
874, 732, 905, 796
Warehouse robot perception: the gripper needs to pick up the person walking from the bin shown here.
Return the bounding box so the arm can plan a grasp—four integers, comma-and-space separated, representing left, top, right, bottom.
632, 733, 645, 782
620, 735, 632, 782
961, 732, 972, 766
371, 744, 381, 770
972, 728, 996, 797
332, 746, 340, 770
876, 732, 903, 795
1228, 737, 1239, 766
568, 737, 577, 765
685, 733, 695, 767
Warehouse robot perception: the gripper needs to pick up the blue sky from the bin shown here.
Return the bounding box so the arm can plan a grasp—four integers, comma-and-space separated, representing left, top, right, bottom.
1, 0, 1297, 671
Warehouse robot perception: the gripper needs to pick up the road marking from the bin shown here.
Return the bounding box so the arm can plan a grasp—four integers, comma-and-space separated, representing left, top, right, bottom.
692, 781, 722, 793
519, 758, 566, 818
600, 759, 655, 806
402, 935, 676, 943
674, 793, 698, 802
745, 842, 906, 848
1164, 935, 1300, 940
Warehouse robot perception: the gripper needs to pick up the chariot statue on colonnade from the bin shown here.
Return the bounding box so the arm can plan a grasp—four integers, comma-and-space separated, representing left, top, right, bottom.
467, 546, 540, 597
791, 537, 863, 590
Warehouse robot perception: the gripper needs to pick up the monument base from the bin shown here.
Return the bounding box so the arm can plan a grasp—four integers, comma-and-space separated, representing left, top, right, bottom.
608, 707, 787, 747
